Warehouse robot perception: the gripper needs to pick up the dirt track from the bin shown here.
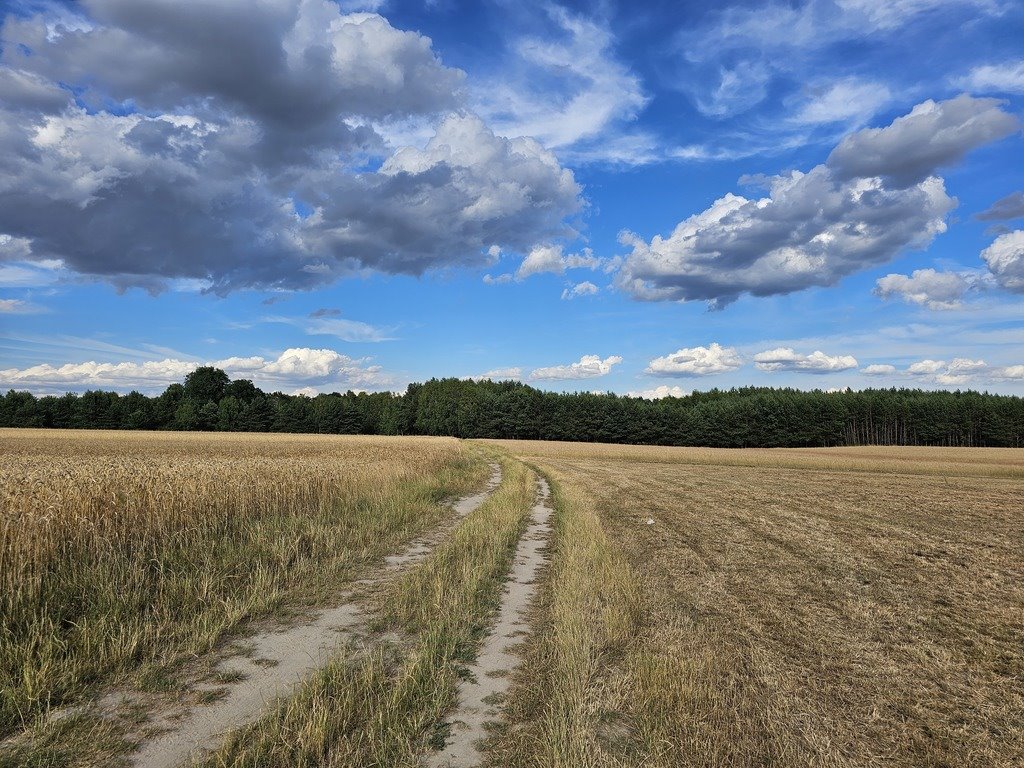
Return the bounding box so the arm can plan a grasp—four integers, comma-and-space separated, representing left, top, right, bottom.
426, 474, 553, 767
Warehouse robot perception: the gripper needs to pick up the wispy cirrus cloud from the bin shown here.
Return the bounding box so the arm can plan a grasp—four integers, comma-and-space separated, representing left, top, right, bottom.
473, 5, 654, 165
263, 313, 396, 342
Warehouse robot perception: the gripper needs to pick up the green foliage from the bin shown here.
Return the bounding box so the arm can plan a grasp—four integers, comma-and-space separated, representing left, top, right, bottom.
4, 372, 1024, 447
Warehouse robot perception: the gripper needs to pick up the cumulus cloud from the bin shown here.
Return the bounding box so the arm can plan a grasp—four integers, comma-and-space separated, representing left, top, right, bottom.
934, 357, 988, 385
976, 191, 1024, 221
855, 356, 1024, 386
861, 363, 897, 375
516, 245, 603, 280
482, 273, 513, 285
645, 343, 742, 377
981, 230, 1024, 292
754, 348, 858, 373
478, 367, 522, 381
827, 95, 1018, 188
901, 357, 1024, 386
626, 385, 690, 399
996, 365, 1024, 380
0, 347, 392, 394
617, 96, 1015, 306
957, 60, 1024, 94
874, 268, 980, 310
529, 354, 622, 381
0, 2, 582, 292
561, 281, 599, 300
907, 359, 947, 375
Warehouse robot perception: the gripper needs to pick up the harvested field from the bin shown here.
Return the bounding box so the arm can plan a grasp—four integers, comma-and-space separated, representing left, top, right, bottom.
487, 441, 1024, 768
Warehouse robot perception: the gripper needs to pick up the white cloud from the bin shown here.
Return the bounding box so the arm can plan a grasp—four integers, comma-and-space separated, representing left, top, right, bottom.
482, 273, 513, 285
692, 61, 771, 118
935, 357, 988, 385
677, 0, 1002, 121
478, 367, 522, 381
617, 96, 1016, 306
981, 230, 1024, 292
474, 7, 650, 163
516, 244, 603, 280
788, 78, 892, 126
262, 314, 393, 342
900, 357, 1024, 386
754, 347, 858, 373
861, 363, 898, 375
874, 268, 979, 309
957, 60, 1024, 94
907, 358, 947, 375
645, 343, 742, 377
0, 347, 393, 394
834, 0, 1001, 29
0, 5, 583, 292
561, 281, 599, 300
529, 354, 622, 381
626, 385, 690, 399
0, 298, 43, 314
996, 365, 1024, 379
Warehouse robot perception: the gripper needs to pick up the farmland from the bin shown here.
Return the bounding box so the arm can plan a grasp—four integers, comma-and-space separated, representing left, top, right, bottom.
0, 429, 487, 765
1, 430, 1022, 766
488, 441, 1024, 767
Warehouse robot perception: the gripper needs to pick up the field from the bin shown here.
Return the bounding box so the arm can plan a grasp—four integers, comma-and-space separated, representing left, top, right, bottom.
487, 441, 1024, 767
1, 430, 1022, 766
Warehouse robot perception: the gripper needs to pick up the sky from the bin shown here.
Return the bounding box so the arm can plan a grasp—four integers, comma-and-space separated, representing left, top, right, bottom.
1, 0, 1023, 398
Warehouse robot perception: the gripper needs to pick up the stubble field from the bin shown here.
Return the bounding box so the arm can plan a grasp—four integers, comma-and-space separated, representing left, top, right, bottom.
487, 440, 1024, 767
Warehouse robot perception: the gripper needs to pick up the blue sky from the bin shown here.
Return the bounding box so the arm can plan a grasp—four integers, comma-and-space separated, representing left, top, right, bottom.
1, 0, 1023, 397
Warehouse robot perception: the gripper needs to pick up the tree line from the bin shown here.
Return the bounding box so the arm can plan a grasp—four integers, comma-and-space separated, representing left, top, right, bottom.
3, 366, 1023, 447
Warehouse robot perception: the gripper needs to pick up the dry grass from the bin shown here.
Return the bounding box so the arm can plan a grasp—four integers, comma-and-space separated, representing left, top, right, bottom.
0, 428, 482, 742
488, 441, 1024, 767
200, 455, 538, 767
487, 439, 1024, 479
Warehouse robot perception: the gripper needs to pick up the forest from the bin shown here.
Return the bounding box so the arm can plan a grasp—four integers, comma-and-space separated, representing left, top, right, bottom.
3, 367, 1023, 447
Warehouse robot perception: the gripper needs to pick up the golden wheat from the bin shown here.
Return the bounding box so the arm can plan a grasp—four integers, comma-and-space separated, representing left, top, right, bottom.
0, 428, 481, 741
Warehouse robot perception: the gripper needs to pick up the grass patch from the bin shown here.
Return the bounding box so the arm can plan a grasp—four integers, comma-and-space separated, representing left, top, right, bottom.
487, 465, 642, 767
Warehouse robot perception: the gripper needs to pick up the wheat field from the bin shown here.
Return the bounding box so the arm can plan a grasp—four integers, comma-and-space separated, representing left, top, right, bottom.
486, 440, 1024, 767
0, 428, 482, 746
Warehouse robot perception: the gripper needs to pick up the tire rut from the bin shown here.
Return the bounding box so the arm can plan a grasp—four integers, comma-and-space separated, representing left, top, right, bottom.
425, 473, 553, 768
